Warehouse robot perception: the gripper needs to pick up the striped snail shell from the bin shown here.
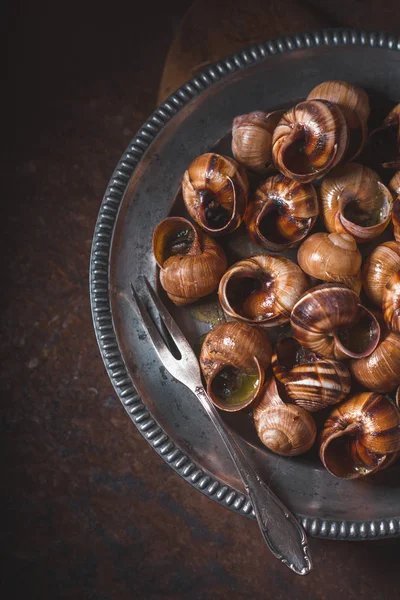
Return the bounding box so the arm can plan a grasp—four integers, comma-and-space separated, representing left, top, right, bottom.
320, 393, 400, 479
320, 163, 393, 243
152, 217, 227, 306
290, 284, 380, 360
253, 378, 316, 456
199, 322, 271, 412
182, 153, 249, 235
272, 99, 348, 183
272, 337, 351, 412
244, 174, 318, 252
350, 331, 400, 393
363, 241, 400, 306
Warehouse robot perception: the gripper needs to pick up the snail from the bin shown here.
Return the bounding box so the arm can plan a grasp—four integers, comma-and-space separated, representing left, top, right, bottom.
218, 254, 308, 327
307, 80, 370, 161
199, 322, 272, 411
272, 337, 351, 412
297, 232, 362, 294
369, 103, 400, 169
231, 110, 284, 172
182, 153, 249, 235
319, 393, 400, 479
253, 378, 316, 456
244, 174, 319, 252
389, 172, 400, 243
271, 99, 348, 183
363, 241, 400, 306
382, 271, 400, 334
290, 284, 380, 360
152, 217, 227, 305
350, 331, 400, 393
320, 163, 393, 243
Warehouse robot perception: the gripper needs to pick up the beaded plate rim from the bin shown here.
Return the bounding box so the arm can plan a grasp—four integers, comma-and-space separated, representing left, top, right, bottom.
90, 28, 400, 540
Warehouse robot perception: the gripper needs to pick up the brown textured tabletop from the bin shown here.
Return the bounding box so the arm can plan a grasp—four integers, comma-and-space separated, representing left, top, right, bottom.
4, 1, 400, 598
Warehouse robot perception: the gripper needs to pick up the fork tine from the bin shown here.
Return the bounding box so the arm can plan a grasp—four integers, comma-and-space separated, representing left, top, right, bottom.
129, 283, 171, 363
143, 277, 196, 359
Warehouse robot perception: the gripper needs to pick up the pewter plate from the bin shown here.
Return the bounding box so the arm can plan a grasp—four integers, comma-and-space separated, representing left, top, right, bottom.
90, 29, 400, 540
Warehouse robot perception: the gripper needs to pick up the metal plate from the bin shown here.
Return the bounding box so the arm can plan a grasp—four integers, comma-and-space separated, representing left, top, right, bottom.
90, 29, 400, 540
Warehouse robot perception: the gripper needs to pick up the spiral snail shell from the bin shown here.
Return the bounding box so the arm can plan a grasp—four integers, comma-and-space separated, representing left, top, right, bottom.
363, 241, 400, 306
199, 322, 271, 411
320, 163, 393, 243
231, 110, 284, 172
297, 232, 362, 293
244, 174, 319, 252
290, 284, 380, 360
253, 378, 316, 456
350, 331, 400, 393
272, 99, 348, 183
182, 153, 249, 235
218, 254, 308, 327
307, 80, 370, 161
272, 337, 351, 412
320, 393, 400, 479
152, 217, 227, 306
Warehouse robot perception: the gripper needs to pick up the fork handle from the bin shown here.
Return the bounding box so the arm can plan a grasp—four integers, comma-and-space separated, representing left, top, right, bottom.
194, 386, 311, 575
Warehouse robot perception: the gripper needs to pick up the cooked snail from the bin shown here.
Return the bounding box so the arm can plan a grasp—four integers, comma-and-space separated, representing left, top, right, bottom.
320, 163, 393, 243
272, 337, 351, 412
199, 322, 271, 411
389, 172, 400, 242
291, 284, 380, 360
182, 153, 249, 235
363, 241, 400, 306
297, 232, 362, 293
272, 100, 348, 183
253, 378, 316, 456
218, 254, 308, 327
369, 103, 400, 169
152, 217, 227, 305
307, 80, 370, 161
383, 271, 400, 334
351, 331, 400, 393
319, 393, 400, 479
244, 174, 319, 251
231, 110, 284, 172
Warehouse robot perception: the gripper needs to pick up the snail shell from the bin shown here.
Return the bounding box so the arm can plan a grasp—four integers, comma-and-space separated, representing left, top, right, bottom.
320, 393, 400, 479
307, 80, 370, 161
272, 99, 348, 183
182, 153, 249, 235
231, 110, 284, 172
199, 322, 271, 411
152, 217, 227, 306
383, 271, 400, 334
218, 254, 308, 327
253, 378, 316, 456
272, 337, 351, 412
389, 173, 400, 243
363, 241, 400, 306
297, 232, 362, 294
244, 174, 319, 252
320, 163, 393, 243
350, 331, 400, 393
291, 284, 380, 360
369, 103, 400, 169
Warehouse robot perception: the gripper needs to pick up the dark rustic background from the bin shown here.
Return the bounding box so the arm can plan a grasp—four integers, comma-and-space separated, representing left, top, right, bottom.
3, 1, 400, 598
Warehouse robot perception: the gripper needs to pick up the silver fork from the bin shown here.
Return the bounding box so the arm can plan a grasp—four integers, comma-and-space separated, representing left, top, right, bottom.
129, 278, 312, 576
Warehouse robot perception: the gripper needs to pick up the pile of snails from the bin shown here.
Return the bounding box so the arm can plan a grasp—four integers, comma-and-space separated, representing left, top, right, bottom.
152, 80, 400, 480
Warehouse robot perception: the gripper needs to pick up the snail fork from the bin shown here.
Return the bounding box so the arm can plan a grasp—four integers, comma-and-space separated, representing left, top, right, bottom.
129, 277, 312, 576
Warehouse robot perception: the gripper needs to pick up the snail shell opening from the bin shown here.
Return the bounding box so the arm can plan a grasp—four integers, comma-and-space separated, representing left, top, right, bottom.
320, 393, 400, 479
